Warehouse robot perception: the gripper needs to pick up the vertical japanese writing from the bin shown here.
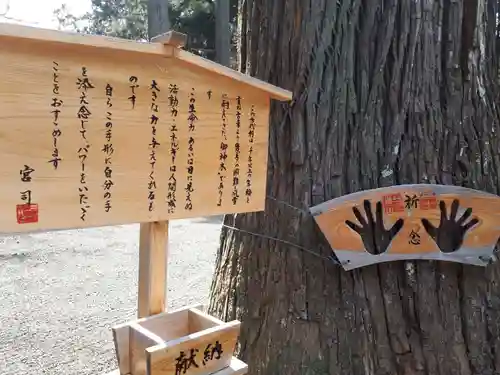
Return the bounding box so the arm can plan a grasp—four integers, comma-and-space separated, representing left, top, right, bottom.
20, 171, 32, 205
76, 67, 95, 221
404, 194, 419, 210
409, 227, 421, 245
174, 341, 223, 375
17, 165, 38, 224
50, 61, 63, 169
19, 165, 34, 205
217, 94, 229, 206
175, 349, 199, 375
232, 96, 242, 205
185, 88, 197, 211
20, 165, 35, 183
148, 79, 161, 212
128, 76, 139, 108
167, 84, 179, 214
246, 105, 256, 203
103, 83, 114, 213
202, 341, 223, 365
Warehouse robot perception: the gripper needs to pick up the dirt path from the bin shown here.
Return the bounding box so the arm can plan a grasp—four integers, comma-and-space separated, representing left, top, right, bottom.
0, 216, 222, 374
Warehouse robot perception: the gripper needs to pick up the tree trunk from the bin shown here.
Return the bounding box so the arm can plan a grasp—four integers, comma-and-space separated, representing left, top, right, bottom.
215, 0, 231, 66
208, 1, 500, 374
147, 0, 171, 40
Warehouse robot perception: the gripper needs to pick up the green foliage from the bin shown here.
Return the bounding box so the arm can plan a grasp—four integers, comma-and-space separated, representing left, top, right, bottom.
54, 0, 238, 60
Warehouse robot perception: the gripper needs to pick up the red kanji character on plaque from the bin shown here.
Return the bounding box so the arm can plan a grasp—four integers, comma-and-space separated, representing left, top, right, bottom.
382, 193, 405, 214
16, 204, 38, 224
420, 192, 438, 210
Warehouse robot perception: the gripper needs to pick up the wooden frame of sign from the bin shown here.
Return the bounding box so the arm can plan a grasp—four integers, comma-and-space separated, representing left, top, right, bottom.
310, 184, 500, 270
0, 23, 292, 375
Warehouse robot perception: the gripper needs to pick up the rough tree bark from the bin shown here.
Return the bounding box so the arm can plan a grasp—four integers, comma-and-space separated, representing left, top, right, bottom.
215, 0, 231, 66
209, 1, 500, 375
147, 0, 171, 41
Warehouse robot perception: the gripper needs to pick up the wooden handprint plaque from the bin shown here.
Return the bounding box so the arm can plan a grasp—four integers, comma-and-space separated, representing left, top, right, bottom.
310, 185, 500, 270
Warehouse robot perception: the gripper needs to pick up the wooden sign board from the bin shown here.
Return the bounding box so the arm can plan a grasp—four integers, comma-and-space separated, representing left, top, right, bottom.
0, 23, 292, 234
310, 185, 500, 270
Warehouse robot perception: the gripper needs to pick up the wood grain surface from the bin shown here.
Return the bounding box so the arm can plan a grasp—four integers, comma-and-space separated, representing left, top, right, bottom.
310, 185, 500, 270
146, 319, 240, 375
0, 33, 272, 234
103, 356, 248, 375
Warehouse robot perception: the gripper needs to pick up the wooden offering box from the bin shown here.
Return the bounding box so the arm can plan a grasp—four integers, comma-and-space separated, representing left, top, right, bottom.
113, 306, 243, 375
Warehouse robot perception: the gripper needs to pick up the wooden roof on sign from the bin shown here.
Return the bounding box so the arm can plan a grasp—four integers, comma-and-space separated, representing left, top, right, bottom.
0, 23, 293, 234
0, 23, 292, 101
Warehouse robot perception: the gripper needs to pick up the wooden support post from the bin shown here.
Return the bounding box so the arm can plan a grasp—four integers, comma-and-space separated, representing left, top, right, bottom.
137, 221, 168, 318
136, 0, 173, 321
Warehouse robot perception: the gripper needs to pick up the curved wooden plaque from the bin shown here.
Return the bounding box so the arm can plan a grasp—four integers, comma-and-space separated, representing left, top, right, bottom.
310, 185, 500, 270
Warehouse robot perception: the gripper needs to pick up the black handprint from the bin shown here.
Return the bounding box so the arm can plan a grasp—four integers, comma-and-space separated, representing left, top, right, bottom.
345, 200, 404, 255
421, 199, 479, 253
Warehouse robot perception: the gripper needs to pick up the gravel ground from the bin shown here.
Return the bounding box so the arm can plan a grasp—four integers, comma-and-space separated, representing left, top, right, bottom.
0, 215, 223, 375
